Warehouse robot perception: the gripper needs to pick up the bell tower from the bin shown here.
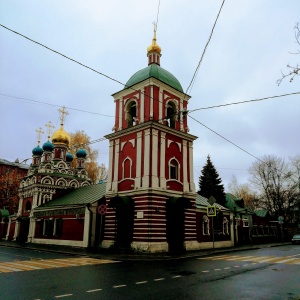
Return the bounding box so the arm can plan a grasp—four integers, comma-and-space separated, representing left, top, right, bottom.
103, 26, 198, 253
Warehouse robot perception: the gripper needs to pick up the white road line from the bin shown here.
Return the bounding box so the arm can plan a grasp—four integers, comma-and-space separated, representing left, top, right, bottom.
242, 264, 249, 267
271, 258, 299, 264
55, 294, 73, 298
154, 278, 165, 281
224, 267, 231, 269
113, 285, 127, 288
214, 269, 221, 271
172, 275, 182, 278
86, 289, 102, 293
135, 281, 148, 284
202, 270, 209, 273
234, 266, 240, 268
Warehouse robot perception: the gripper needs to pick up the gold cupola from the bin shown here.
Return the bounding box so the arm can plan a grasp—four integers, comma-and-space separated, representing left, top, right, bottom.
51, 106, 70, 146
147, 23, 161, 66
52, 125, 70, 146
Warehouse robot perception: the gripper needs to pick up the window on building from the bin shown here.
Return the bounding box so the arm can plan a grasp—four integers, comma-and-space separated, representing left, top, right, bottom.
43, 219, 54, 237
123, 158, 132, 179
25, 201, 32, 212
243, 218, 249, 227
126, 101, 137, 127
202, 215, 210, 235
223, 217, 229, 235
169, 159, 178, 180
166, 102, 177, 129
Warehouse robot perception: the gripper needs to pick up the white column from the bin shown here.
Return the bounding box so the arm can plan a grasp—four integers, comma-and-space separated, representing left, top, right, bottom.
189, 141, 196, 192
112, 139, 120, 192
158, 88, 163, 123
135, 132, 142, 188
119, 99, 123, 130
17, 196, 23, 216
180, 99, 184, 131
151, 129, 159, 188
160, 132, 166, 188
140, 89, 144, 123
183, 140, 189, 192
106, 140, 114, 192
150, 86, 153, 120
83, 207, 91, 247
142, 129, 151, 188
32, 190, 39, 208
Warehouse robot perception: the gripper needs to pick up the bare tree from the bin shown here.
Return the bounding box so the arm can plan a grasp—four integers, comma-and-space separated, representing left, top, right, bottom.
277, 23, 300, 85
249, 155, 299, 222
227, 175, 260, 211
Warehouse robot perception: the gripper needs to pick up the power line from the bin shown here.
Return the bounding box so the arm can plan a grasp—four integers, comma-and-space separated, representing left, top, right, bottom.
189, 92, 300, 113
185, 0, 226, 95
0, 93, 114, 118
189, 115, 265, 163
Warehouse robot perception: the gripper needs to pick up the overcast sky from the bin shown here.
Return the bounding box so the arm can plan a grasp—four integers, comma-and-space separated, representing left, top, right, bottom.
1, 0, 299, 190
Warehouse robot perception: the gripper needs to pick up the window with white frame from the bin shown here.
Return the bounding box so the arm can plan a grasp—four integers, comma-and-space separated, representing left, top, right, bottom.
223, 217, 229, 235
202, 215, 210, 235
169, 159, 179, 180
126, 101, 137, 128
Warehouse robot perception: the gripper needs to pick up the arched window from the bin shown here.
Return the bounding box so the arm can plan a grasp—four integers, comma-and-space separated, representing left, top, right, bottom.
126, 101, 137, 128
202, 215, 210, 235
169, 159, 179, 180
166, 102, 177, 129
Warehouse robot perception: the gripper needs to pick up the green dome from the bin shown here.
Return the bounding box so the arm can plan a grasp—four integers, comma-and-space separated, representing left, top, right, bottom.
124, 64, 183, 93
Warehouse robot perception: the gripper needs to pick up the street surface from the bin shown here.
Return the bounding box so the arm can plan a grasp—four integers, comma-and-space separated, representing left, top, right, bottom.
0, 245, 299, 300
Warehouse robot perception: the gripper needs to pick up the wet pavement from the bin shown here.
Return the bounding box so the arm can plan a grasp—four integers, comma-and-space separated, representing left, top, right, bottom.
0, 239, 291, 261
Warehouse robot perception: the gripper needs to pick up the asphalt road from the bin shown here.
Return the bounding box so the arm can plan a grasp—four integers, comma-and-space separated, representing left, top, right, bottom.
0, 245, 299, 300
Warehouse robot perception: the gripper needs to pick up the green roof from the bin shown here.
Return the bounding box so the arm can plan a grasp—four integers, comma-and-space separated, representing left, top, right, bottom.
124, 64, 183, 92
195, 194, 228, 211
225, 193, 254, 215
35, 183, 106, 210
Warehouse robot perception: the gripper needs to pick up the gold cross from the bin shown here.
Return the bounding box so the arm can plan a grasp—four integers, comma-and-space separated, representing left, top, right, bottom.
45, 121, 55, 139
58, 106, 69, 126
35, 127, 44, 145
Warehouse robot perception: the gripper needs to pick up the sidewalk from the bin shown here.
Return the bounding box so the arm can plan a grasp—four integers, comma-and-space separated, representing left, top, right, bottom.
0, 239, 291, 261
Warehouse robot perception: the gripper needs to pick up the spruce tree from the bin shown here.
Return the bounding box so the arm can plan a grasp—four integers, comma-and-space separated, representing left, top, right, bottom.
198, 155, 226, 206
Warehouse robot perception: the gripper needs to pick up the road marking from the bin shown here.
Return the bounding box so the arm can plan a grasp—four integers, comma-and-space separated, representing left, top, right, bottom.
0, 257, 118, 274
87, 289, 102, 293
224, 267, 231, 269
55, 294, 73, 298
113, 285, 127, 288
172, 275, 182, 278
214, 268, 221, 271
202, 270, 209, 273
136, 281, 148, 284
234, 266, 240, 268
154, 278, 165, 281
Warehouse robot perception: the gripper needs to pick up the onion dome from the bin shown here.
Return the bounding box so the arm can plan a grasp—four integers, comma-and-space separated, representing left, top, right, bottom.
147, 31, 161, 54
42, 140, 54, 152
51, 126, 70, 146
32, 145, 43, 156
76, 148, 87, 158
66, 152, 74, 162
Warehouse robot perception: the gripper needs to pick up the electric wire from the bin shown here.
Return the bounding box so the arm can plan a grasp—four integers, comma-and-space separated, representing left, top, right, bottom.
189, 115, 265, 163
185, 0, 226, 95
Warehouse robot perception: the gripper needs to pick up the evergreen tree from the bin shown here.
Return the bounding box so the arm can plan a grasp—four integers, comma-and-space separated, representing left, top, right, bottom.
198, 155, 226, 206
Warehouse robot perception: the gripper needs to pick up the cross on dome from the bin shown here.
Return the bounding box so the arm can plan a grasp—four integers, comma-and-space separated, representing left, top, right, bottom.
58, 106, 69, 126
45, 121, 55, 139
35, 127, 44, 145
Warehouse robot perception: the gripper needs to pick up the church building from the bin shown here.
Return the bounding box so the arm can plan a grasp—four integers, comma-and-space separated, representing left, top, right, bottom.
102, 27, 220, 253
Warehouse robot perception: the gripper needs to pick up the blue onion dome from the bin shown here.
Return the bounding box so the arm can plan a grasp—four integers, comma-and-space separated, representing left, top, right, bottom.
42, 140, 54, 152
76, 148, 87, 158
66, 152, 74, 162
32, 145, 43, 156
